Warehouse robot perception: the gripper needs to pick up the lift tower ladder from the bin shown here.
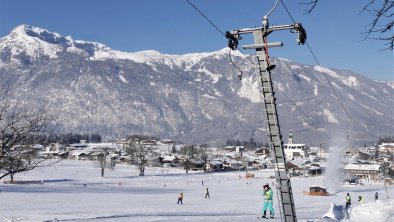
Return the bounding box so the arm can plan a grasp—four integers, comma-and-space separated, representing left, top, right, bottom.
226, 17, 306, 222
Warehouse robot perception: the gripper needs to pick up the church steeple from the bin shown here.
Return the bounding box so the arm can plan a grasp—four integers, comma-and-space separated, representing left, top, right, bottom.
288, 130, 293, 144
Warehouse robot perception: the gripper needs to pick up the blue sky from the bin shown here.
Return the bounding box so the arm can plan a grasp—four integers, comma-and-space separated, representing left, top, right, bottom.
0, 0, 392, 80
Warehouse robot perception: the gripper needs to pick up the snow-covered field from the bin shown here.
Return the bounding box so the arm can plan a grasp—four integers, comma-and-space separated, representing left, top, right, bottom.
0, 160, 393, 222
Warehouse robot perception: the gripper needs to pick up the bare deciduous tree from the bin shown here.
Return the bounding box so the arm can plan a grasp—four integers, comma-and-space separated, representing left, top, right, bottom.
303, 0, 394, 50
126, 141, 154, 176
181, 145, 196, 174
94, 147, 116, 177
0, 91, 53, 181
198, 147, 210, 173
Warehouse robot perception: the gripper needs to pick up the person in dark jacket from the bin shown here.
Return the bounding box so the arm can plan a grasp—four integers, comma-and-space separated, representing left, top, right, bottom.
177, 193, 183, 204
205, 188, 210, 198
375, 192, 378, 201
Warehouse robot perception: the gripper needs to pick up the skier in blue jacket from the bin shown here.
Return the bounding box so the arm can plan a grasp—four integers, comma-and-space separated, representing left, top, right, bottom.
262, 184, 274, 218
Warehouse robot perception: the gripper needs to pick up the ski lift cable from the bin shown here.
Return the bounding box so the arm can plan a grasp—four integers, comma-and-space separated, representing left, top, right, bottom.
247, 50, 339, 147
280, 0, 368, 146
184, 0, 339, 147
254, 35, 330, 145
307, 45, 368, 146
184, 0, 226, 37
184, 0, 340, 147
272, 83, 340, 147
185, 0, 245, 79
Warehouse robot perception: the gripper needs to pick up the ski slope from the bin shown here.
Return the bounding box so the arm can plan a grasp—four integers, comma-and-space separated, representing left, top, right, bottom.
0, 160, 392, 222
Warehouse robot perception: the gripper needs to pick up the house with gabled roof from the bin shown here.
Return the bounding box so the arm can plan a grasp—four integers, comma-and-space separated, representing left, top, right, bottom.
344, 163, 381, 180
255, 147, 270, 156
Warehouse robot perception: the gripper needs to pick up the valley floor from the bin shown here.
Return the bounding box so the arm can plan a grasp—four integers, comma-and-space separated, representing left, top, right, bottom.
0, 160, 393, 222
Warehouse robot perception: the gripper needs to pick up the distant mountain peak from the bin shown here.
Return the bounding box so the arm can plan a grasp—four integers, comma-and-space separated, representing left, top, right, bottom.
10, 24, 67, 44
0, 25, 65, 62
11, 24, 44, 36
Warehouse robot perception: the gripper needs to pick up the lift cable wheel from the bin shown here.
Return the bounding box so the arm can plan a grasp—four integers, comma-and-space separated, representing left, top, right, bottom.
225, 31, 239, 50
226, 31, 244, 80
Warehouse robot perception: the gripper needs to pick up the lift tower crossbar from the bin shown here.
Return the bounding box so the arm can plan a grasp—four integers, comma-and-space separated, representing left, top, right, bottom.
226, 17, 306, 222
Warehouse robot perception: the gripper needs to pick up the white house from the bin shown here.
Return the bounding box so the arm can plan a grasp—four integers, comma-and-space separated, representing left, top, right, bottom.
284, 143, 306, 159
283, 130, 306, 159
378, 143, 394, 154
344, 164, 381, 180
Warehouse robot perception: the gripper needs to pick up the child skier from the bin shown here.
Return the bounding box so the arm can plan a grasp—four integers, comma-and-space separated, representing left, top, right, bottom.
262, 184, 274, 218
358, 195, 364, 204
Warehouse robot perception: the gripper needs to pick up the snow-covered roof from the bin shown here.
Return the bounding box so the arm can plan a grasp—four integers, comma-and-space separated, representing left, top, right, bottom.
256, 155, 268, 160
377, 154, 391, 158
284, 144, 306, 147
210, 160, 223, 165
344, 164, 381, 171
227, 159, 241, 164
162, 155, 176, 162
379, 143, 394, 146
70, 151, 89, 156
108, 153, 119, 158
33, 144, 45, 149
358, 150, 373, 155
88, 143, 118, 148
310, 185, 327, 189
309, 166, 321, 170
70, 143, 88, 147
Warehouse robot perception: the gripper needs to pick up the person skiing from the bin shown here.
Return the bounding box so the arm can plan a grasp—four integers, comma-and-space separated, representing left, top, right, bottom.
345, 193, 351, 209
358, 195, 364, 204
205, 188, 210, 199
262, 184, 274, 218
375, 192, 378, 201
177, 193, 183, 204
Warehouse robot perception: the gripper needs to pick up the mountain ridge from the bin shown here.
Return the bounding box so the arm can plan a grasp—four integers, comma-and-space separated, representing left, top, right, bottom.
1, 25, 393, 146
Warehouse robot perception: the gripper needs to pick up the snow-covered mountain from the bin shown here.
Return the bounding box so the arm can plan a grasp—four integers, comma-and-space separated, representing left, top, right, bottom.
0, 25, 393, 146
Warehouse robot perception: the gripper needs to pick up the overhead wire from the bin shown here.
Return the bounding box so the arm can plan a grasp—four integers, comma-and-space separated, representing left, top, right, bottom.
184, 0, 226, 37
280, 0, 368, 146
184, 0, 340, 147
236, 39, 340, 146
265, 0, 281, 17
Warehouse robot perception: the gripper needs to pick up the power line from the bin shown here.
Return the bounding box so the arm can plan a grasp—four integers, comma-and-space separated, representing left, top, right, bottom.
237, 50, 340, 146
272, 81, 340, 147
183, 0, 340, 146
306, 43, 368, 145
235, 51, 339, 146
184, 0, 225, 37
280, 0, 368, 146
280, 0, 297, 24
265, 0, 281, 17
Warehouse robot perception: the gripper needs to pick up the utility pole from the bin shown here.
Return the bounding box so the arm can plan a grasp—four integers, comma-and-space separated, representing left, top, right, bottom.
346, 131, 350, 150
319, 141, 322, 159
226, 15, 306, 222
